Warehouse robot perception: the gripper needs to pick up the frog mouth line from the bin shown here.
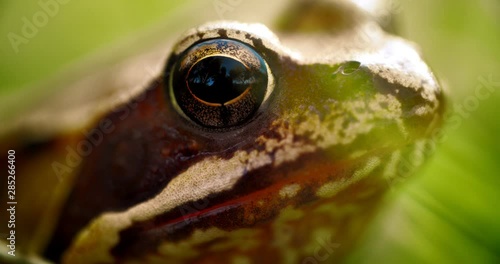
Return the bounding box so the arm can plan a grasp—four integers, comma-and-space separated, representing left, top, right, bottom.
110, 143, 405, 259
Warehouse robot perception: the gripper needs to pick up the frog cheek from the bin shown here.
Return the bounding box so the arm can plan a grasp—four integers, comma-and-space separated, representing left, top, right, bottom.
44, 80, 206, 261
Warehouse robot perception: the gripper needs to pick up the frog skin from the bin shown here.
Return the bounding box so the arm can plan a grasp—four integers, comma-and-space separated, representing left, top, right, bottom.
1, 1, 443, 263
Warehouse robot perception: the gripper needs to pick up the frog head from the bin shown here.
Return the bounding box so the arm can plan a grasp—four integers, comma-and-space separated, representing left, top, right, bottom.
3, 1, 444, 263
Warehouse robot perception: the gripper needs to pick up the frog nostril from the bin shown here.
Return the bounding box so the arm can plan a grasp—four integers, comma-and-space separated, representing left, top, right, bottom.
333, 61, 361, 76
169, 39, 271, 128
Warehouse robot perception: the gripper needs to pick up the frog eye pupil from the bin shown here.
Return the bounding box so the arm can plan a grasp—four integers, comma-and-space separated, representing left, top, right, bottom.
169, 39, 270, 128
187, 56, 252, 104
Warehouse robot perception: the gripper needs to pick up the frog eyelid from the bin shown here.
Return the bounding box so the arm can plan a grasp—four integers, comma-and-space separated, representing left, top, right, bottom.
171, 21, 283, 58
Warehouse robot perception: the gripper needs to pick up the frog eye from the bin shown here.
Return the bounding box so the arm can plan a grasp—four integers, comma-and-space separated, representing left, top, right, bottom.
169, 39, 270, 128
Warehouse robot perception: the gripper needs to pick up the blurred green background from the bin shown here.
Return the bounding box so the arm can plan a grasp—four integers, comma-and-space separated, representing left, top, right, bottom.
0, 0, 499, 263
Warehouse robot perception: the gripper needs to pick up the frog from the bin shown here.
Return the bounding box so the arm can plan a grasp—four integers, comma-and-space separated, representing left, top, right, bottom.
0, 0, 444, 263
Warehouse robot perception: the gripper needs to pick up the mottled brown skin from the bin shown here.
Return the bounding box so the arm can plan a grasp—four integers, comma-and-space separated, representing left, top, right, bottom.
111, 151, 387, 261
46, 46, 443, 263
45, 37, 283, 260
108, 60, 441, 261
